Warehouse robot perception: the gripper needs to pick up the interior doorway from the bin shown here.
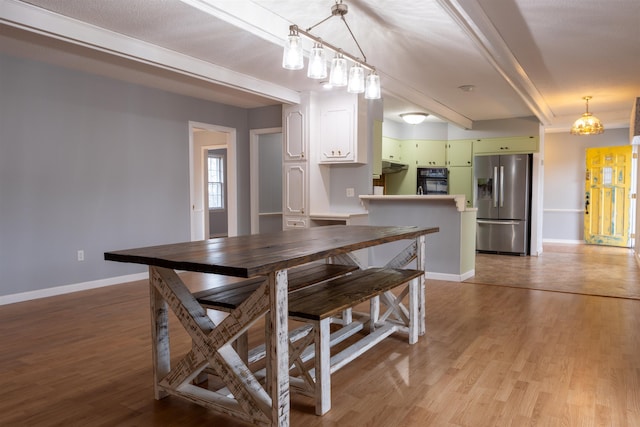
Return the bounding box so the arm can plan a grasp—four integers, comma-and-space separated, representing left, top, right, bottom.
250, 128, 283, 234
189, 121, 238, 240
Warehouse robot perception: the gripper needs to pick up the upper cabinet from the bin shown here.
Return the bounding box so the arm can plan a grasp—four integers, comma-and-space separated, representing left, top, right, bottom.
473, 136, 539, 155
415, 140, 447, 166
283, 102, 309, 162
318, 92, 368, 164
382, 137, 402, 161
446, 140, 473, 166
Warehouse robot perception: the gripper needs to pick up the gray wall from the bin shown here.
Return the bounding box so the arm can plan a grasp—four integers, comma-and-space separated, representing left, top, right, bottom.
543, 127, 633, 242
0, 54, 280, 296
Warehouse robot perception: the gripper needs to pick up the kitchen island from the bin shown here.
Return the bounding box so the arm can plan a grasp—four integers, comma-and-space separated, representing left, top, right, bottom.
360, 195, 476, 281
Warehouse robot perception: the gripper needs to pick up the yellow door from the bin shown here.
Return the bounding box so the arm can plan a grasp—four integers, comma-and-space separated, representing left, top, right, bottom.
584, 145, 633, 247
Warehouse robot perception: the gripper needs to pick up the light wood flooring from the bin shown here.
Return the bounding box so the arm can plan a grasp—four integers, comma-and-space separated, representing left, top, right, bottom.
1, 244, 640, 426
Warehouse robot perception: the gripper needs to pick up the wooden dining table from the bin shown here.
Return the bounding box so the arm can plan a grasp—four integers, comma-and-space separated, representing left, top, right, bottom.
104, 224, 438, 426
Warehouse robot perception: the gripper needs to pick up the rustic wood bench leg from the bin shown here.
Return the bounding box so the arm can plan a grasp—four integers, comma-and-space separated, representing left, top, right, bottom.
370, 296, 380, 332
314, 318, 331, 415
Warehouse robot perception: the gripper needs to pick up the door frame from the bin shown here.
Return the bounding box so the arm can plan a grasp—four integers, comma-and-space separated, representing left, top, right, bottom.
250, 127, 282, 234
189, 121, 238, 240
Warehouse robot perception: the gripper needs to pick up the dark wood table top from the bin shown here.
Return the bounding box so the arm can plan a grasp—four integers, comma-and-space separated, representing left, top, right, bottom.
104, 225, 439, 278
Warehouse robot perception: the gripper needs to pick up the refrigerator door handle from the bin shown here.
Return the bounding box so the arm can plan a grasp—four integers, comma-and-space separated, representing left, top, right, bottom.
499, 165, 504, 208
477, 219, 521, 225
493, 166, 498, 208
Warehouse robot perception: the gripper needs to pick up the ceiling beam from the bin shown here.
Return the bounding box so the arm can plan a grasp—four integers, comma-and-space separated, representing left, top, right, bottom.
0, 0, 300, 105
436, 0, 554, 126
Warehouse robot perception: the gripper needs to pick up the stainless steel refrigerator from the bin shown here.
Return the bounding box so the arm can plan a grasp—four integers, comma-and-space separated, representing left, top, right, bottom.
474, 154, 532, 255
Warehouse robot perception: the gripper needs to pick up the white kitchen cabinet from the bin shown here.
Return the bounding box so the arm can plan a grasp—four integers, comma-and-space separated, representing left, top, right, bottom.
283, 99, 310, 229
283, 162, 307, 218
283, 104, 308, 161
318, 92, 367, 164
473, 136, 539, 155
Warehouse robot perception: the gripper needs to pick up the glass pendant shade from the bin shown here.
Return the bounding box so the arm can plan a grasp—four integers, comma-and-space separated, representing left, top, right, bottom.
282, 33, 304, 70
347, 63, 365, 93
364, 72, 381, 99
307, 43, 327, 79
570, 113, 605, 135
570, 96, 604, 135
329, 53, 348, 87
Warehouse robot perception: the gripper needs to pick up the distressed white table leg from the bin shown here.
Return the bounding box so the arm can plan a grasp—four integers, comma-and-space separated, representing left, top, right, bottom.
149, 268, 170, 399
314, 318, 331, 415
416, 235, 427, 336
267, 269, 290, 426
408, 278, 419, 344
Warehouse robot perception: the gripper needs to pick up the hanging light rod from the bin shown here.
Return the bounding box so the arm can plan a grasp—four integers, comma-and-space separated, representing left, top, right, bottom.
282, 0, 380, 99
290, 25, 375, 73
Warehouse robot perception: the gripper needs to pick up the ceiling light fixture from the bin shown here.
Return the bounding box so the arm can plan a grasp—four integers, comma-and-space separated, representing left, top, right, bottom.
400, 112, 429, 125
570, 96, 604, 135
282, 0, 380, 99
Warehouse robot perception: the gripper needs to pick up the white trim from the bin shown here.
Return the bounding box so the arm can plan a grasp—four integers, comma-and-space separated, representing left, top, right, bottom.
542, 239, 585, 245
0, 272, 148, 306
425, 269, 475, 282
544, 208, 584, 213
250, 127, 283, 234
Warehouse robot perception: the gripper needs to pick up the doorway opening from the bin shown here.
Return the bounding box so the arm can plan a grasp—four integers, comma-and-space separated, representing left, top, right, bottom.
250, 128, 283, 234
189, 121, 238, 241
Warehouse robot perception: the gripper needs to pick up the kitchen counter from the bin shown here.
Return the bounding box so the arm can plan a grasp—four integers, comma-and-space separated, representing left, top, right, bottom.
360, 194, 474, 213
309, 212, 369, 227
359, 194, 476, 281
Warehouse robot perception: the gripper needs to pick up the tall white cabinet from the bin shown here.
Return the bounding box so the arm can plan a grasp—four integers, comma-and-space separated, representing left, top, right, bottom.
282, 95, 310, 229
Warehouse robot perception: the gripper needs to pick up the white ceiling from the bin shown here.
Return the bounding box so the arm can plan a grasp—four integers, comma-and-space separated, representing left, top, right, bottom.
1, 0, 639, 130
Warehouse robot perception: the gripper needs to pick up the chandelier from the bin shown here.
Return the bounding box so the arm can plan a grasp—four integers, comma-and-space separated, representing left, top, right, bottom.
282, 1, 381, 99
570, 96, 604, 135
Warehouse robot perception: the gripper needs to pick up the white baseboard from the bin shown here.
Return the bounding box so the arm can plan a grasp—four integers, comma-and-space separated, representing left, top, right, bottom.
426, 269, 475, 282
542, 239, 585, 245
0, 272, 149, 306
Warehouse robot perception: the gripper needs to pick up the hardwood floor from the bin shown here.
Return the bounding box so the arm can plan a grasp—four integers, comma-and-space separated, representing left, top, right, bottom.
1, 244, 639, 426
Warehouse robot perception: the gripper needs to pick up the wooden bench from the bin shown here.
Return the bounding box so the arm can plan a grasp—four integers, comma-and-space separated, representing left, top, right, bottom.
195, 264, 424, 417
194, 262, 359, 311
287, 267, 424, 415
194, 262, 360, 364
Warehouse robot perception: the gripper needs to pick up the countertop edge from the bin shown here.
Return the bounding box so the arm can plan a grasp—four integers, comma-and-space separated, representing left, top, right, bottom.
359, 194, 469, 212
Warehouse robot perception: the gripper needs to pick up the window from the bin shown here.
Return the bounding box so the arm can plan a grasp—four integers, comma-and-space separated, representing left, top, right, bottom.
208, 154, 224, 210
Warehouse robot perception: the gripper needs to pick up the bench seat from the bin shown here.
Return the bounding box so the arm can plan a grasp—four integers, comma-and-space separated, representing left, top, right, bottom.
288, 267, 424, 321
194, 262, 359, 311
287, 267, 424, 415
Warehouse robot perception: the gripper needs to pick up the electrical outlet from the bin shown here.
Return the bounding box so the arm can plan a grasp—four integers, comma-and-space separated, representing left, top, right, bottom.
77, 250, 85, 261
346, 188, 355, 197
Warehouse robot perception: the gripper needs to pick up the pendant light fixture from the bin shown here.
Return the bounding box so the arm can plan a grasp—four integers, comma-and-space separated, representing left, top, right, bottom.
307, 42, 327, 79
570, 96, 604, 135
329, 52, 348, 86
282, 28, 304, 70
281, 1, 380, 99
347, 62, 365, 93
